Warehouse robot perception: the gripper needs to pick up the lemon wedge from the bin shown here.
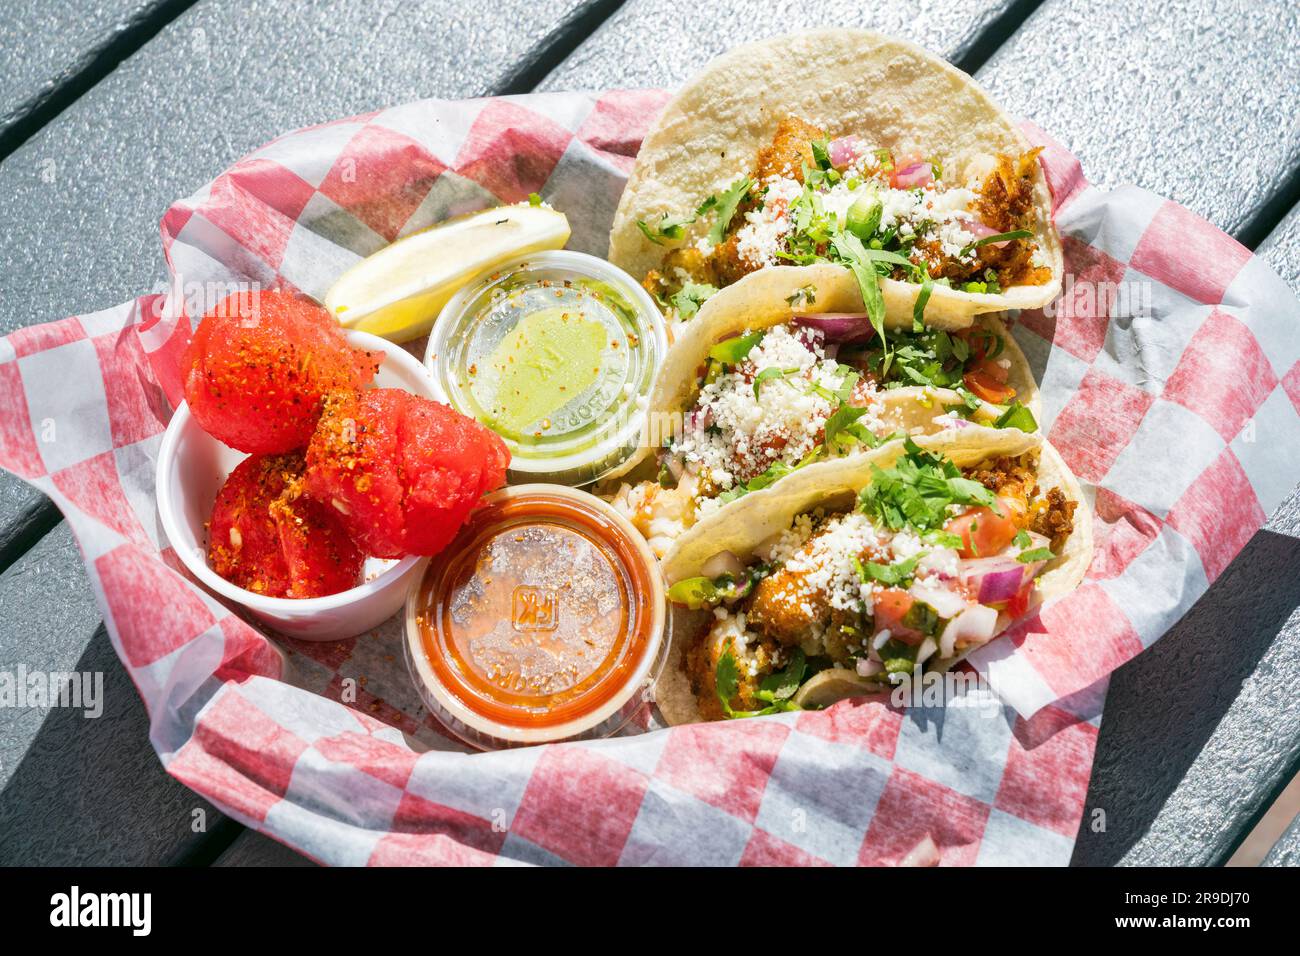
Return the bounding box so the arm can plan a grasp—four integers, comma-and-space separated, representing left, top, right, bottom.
324, 204, 571, 342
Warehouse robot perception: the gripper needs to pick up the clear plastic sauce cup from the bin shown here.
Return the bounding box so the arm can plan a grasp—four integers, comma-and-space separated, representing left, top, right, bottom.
424, 251, 666, 487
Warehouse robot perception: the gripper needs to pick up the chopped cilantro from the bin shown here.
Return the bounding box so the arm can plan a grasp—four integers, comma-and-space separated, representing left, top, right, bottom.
701, 177, 753, 245
855, 554, 922, 586
785, 284, 817, 307
857, 438, 998, 532
824, 403, 874, 450
912, 269, 933, 333
956, 386, 982, 411
830, 231, 889, 366
715, 649, 802, 718
747, 460, 794, 490
1017, 547, 1055, 563
926, 529, 967, 550
636, 212, 695, 245
756, 649, 807, 703
1013, 529, 1032, 549
635, 219, 664, 245
959, 229, 1035, 259
845, 327, 977, 392
716, 650, 741, 710
670, 280, 718, 319
713, 447, 827, 506
993, 400, 1038, 432
810, 139, 833, 171
753, 366, 798, 400
855, 246, 919, 271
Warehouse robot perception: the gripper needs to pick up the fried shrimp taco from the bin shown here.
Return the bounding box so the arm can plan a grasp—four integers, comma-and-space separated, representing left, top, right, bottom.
652, 432, 1092, 725
610, 30, 1062, 335
604, 280, 1041, 558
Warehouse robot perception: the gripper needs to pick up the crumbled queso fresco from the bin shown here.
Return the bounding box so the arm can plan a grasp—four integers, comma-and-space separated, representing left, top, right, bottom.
675, 326, 887, 506
767, 511, 960, 617
721, 155, 985, 270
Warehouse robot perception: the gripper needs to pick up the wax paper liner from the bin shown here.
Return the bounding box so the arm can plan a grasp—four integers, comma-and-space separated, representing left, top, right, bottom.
1, 91, 1297, 866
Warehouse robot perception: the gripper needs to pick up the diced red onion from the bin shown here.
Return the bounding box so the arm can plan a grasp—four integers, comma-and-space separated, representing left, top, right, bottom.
908, 581, 968, 619
753, 531, 786, 563
856, 658, 884, 678
701, 550, 746, 581
939, 618, 959, 658
915, 637, 938, 668
684, 406, 713, 433
828, 135, 864, 169
726, 577, 754, 603
960, 556, 1027, 605
977, 568, 1025, 604
959, 532, 1052, 603
960, 216, 1010, 249
791, 323, 824, 353
1023, 530, 1051, 550
792, 313, 877, 344
891, 161, 934, 190
899, 833, 941, 867
940, 604, 999, 656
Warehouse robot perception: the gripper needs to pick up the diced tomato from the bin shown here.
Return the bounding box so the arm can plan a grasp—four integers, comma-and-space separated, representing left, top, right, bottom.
873, 587, 924, 645
980, 357, 1009, 384
963, 367, 1016, 404
1006, 578, 1034, 618
945, 506, 1020, 559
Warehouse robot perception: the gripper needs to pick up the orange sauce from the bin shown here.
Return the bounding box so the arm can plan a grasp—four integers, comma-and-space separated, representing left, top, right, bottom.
414, 492, 657, 729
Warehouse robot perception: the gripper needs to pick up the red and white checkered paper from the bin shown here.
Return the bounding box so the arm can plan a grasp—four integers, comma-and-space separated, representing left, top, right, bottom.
2, 91, 1297, 866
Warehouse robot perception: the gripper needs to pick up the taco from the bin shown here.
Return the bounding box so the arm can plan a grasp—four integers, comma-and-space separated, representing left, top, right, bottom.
604, 285, 1040, 558
652, 432, 1092, 724
610, 30, 1062, 336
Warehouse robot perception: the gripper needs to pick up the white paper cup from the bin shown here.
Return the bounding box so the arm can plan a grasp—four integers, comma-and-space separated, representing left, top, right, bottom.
156, 330, 433, 641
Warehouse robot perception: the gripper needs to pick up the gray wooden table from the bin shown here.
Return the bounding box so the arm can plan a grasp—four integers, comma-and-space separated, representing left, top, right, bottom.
1, 0, 1297, 867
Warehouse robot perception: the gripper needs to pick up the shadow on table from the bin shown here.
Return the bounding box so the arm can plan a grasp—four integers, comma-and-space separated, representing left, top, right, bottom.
1071, 528, 1300, 866
0, 624, 223, 866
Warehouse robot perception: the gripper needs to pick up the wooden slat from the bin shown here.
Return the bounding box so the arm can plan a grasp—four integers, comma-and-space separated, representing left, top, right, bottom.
1259, 200, 1300, 291
0, 522, 226, 865
0, 0, 175, 139
214, 829, 318, 867
0, 0, 614, 342
539, 0, 1028, 90
1262, 810, 1300, 866
976, 0, 1300, 237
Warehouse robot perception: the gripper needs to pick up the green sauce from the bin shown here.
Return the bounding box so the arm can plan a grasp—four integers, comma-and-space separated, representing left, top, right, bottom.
428, 251, 667, 485
471, 307, 606, 437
